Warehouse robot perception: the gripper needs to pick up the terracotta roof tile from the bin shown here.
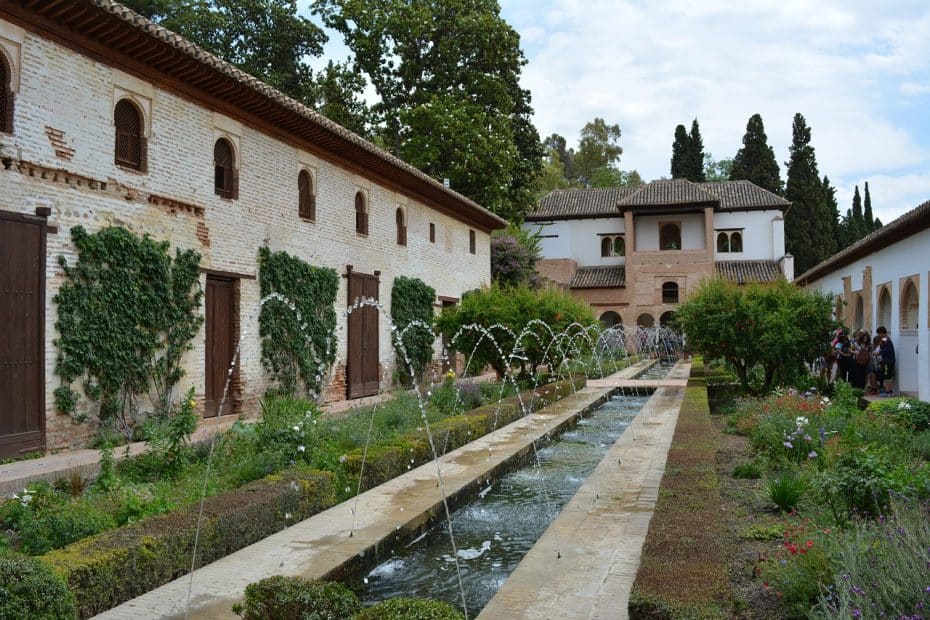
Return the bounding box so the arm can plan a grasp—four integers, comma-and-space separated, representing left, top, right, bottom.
716, 260, 783, 283
618, 179, 717, 207
569, 265, 626, 288
525, 187, 637, 220
697, 180, 790, 210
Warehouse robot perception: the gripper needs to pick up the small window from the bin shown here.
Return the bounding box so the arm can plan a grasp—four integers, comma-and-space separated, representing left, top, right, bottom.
614, 236, 625, 257
114, 99, 145, 171
662, 282, 679, 304
730, 232, 742, 252
0, 54, 12, 134
660, 223, 681, 251
298, 170, 315, 220
396, 207, 407, 246
214, 138, 237, 199
601, 237, 612, 257
429, 222, 436, 243
469, 229, 476, 254
355, 191, 368, 235
716, 232, 730, 253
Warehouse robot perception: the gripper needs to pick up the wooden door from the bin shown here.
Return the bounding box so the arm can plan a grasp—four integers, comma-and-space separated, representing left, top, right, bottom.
205, 277, 235, 417
347, 271, 379, 398
0, 211, 45, 457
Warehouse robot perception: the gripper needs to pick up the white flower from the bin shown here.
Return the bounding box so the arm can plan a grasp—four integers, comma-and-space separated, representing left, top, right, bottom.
293, 426, 300, 432
796, 416, 809, 428
297, 445, 306, 453
339, 454, 348, 463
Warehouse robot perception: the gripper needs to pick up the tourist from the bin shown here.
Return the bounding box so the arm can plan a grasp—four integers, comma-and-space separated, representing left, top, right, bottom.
834, 336, 853, 384
876, 326, 896, 396
851, 331, 871, 389
867, 334, 883, 395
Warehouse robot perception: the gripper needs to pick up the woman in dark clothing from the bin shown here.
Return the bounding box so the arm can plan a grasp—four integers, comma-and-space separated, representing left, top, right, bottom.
850, 334, 870, 389
835, 336, 854, 384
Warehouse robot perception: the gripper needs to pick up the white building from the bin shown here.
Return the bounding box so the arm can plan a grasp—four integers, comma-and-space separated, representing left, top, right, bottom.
0, 2, 504, 456
796, 200, 930, 399
525, 179, 793, 327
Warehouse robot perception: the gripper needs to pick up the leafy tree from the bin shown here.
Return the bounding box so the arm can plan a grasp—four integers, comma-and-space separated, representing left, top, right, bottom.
729, 113, 783, 195
122, 0, 371, 135
863, 181, 876, 232
316, 0, 543, 221
785, 113, 838, 275
537, 148, 579, 197
491, 224, 541, 287
670, 119, 705, 181
543, 133, 576, 181
675, 278, 835, 394
703, 154, 734, 183
588, 166, 644, 188
574, 118, 622, 186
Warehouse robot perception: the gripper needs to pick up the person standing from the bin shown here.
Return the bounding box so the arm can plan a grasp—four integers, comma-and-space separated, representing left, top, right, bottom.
876, 326, 896, 396
835, 336, 854, 384
867, 334, 883, 395
851, 331, 871, 389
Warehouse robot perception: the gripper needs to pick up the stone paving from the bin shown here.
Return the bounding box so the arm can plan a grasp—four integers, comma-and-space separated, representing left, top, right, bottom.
95, 360, 657, 619
478, 360, 690, 620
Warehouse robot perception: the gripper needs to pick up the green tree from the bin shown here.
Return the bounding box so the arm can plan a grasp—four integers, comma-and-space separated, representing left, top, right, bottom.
316, 0, 544, 221
491, 224, 541, 287
675, 279, 835, 394
537, 148, 579, 197
785, 113, 838, 274
703, 154, 734, 183
574, 118, 622, 186
850, 185, 865, 241
863, 181, 876, 232
543, 133, 576, 181
670, 124, 690, 179
122, 0, 371, 135
687, 119, 707, 182
729, 113, 783, 194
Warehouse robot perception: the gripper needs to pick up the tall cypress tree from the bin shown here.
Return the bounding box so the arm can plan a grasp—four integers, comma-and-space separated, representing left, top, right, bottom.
729, 113, 783, 195
687, 119, 706, 182
851, 185, 865, 241
785, 113, 837, 274
863, 181, 875, 232
671, 124, 690, 179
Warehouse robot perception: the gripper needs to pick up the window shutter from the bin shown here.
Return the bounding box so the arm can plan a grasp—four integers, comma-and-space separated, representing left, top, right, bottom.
114, 99, 144, 170
0, 58, 11, 134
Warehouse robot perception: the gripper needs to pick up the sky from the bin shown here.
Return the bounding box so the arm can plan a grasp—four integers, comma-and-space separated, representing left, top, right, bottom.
309, 1, 930, 225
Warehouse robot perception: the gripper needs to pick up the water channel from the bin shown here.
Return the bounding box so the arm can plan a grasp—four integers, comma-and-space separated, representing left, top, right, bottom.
353, 362, 673, 614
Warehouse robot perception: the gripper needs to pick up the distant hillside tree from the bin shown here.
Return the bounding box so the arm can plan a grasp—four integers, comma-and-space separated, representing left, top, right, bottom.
703, 154, 734, 182
670, 120, 705, 181
863, 182, 878, 232
574, 118, 623, 186
671, 124, 690, 179
729, 113, 783, 195
785, 113, 838, 274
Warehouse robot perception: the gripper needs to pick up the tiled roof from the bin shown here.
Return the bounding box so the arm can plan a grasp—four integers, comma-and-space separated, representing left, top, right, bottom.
618, 179, 718, 207
795, 199, 930, 285
698, 180, 790, 211
525, 187, 638, 220
569, 265, 626, 288
716, 260, 784, 283
13, 1, 505, 230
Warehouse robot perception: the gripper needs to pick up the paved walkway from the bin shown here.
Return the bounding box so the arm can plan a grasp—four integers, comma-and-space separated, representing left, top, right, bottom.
95, 361, 656, 619
478, 360, 690, 620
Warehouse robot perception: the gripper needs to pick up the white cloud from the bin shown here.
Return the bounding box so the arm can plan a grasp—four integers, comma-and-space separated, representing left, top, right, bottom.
504, 0, 930, 217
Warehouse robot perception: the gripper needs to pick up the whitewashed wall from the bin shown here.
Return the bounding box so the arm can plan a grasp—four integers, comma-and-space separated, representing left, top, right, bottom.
530, 217, 626, 266
712, 210, 786, 261
634, 213, 705, 251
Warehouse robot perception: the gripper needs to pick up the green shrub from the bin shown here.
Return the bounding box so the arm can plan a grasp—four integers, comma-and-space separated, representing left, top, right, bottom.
233, 575, 361, 620
814, 446, 903, 521
766, 472, 806, 512
354, 597, 464, 619
759, 525, 832, 618
391, 275, 436, 383
43, 468, 337, 617
17, 501, 116, 555
0, 550, 77, 619
913, 429, 930, 461
866, 397, 930, 432
732, 461, 761, 479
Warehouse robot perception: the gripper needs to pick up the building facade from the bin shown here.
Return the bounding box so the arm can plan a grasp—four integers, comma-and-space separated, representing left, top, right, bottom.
0, 2, 504, 456
796, 200, 930, 400
525, 178, 792, 327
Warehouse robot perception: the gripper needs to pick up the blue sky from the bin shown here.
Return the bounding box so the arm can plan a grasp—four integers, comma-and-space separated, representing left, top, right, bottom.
309, 1, 930, 224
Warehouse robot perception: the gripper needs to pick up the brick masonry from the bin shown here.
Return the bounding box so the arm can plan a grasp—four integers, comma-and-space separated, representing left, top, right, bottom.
0, 21, 493, 452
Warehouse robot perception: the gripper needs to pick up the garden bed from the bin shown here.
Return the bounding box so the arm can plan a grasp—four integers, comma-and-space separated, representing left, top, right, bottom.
1, 375, 584, 617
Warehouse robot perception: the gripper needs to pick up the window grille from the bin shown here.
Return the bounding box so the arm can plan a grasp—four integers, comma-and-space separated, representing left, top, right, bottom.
355, 191, 368, 235
298, 170, 315, 220
114, 99, 144, 171
214, 139, 236, 199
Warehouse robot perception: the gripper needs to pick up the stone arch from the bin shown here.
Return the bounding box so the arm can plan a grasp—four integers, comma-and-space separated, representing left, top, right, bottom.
599, 311, 621, 328
876, 285, 892, 330
661, 281, 679, 304
637, 313, 654, 328
900, 277, 919, 330
659, 310, 676, 326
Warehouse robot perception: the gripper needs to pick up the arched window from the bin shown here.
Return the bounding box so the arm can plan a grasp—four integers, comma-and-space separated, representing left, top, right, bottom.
716, 232, 729, 253
601, 237, 611, 257
600, 311, 621, 328
660, 223, 681, 250
0, 54, 12, 134
637, 313, 655, 328
614, 236, 625, 256
901, 280, 919, 330
660, 311, 676, 326
877, 287, 891, 328
396, 207, 407, 246
469, 229, 476, 254
730, 231, 743, 252
114, 99, 145, 171
214, 138, 237, 199
298, 170, 315, 220
355, 191, 368, 235
662, 282, 679, 304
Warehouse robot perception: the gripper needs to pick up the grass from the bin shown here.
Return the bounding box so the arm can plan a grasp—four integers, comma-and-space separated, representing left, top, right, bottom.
629, 358, 733, 619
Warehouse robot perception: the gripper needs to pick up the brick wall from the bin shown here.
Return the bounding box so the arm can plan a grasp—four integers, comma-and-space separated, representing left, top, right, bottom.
0, 22, 492, 451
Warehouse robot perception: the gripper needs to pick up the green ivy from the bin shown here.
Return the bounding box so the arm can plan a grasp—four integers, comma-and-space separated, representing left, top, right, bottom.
390, 276, 436, 383
53, 226, 202, 431
257, 247, 337, 398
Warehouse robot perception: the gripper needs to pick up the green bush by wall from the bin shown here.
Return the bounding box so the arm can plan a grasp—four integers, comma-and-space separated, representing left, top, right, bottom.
0, 549, 77, 619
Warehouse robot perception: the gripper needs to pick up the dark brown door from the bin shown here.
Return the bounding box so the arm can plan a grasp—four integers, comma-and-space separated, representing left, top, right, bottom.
347, 271, 379, 398
0, 211, 45, 458
205, 277, 235, 417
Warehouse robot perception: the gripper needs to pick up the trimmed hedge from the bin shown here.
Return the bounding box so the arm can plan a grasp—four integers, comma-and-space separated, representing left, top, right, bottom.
628, 358, 731, 619
42, 468, 336, 618
0, 550, 77, 619
234, 575, 361, 619
344, 376, 586, 490
355, 597, 464, 619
